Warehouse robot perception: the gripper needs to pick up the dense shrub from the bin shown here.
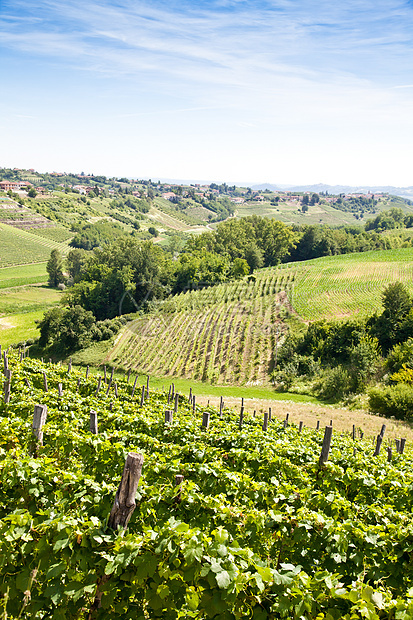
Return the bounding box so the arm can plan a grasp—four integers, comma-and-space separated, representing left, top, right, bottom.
368, 384, 413, 420
315, 366, 352, 401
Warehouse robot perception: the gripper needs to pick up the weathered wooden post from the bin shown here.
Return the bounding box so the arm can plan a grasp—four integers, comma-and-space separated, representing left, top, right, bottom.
352, 424, 356, 440
108, 453, 144, 531
395, 438, 401, 453
43, 372, 48, 392
3, 369, 11, 404
167, 385, 172, 405
219, 396, 223, 418
316, 420, 320, 431
192, 395, 196, 413
268, 407, 272, 422
146, 375, 150, 398
387, 446, 392, 462
95, 376, 102, 397
77, 377, 82, 392
58, 383, 63, 397
202, 411, 210, 429
86, 365, 90, 379
298, 421, 304, 433
380, 424, 386, 437
262, 411, 269, 431
400, 438, 406, 454
319, 426, 333, 467
103, 366, 107, 383
373, 434, 383, 456
165, 410, 173, 424
90, 410, 98, 434
174, 474, 184, 504
68, 358, 72, 373
253, 410, 256, 417
140, 385, 145, 406
32, 404, 48, 451
189, 388, 192, 403
131, 376, 138, 398
114, 383, 118, 398
329, 419, 333, 427
174, 393, 179, 414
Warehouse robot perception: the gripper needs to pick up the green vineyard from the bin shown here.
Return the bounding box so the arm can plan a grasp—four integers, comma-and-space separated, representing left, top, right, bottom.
108, 268, 292, 385
108, 248, 413, 384
0, 352, 412, 619
0, 223, 72, 267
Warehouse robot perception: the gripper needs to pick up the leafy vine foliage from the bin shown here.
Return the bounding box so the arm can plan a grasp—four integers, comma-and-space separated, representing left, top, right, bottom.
0, 353, 413, 618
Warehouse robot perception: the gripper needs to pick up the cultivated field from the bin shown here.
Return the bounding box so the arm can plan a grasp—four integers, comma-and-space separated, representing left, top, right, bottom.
0, 263, 48, 289
0, 223, 71, 267
107, 247, 413, 384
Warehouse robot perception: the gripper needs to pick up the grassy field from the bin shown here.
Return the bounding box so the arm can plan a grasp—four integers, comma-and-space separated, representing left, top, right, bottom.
0, 277, 62, 346
0, 263, 48, 288
105, 247, 413, 385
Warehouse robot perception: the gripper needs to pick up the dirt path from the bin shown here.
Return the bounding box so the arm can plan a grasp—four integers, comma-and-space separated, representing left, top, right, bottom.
195, 394, 413, 441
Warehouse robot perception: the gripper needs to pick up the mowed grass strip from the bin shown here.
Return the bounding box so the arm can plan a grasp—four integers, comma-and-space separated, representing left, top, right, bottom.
0, 286, 62, 315
0, 263, 48, 289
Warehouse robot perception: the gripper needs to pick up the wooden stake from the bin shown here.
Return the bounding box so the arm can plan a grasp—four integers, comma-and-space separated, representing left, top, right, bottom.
90, 410, 98, 434
202, 411, 210, 429
165, 410, 173, 424
239, 406, 244, 428
316, 420, 320, 431
174, 393, 179, 414
32, 404, 48, 449
174, 474, 184, 504
58, 383, 63, 397
268, 407, 272, 422
140, 385, 145, 406
114, 383, 118, 398
43, 372, 48, 392
400, 438, 406, 454
77, 377, 82, 392
86, 365, 90, 379
3, 369, 11, 404
103, 366, 107, 383
298, 421, 303, 433
108, 453, 144, 531
395, 438, 401, 453
219, 396, 223, 418
262, 411, 269, 431
131, 375, 138, 398
68, 359, 72, 373
387, 446, 392, 462
319, 426, 333, 467
95, 376, 102, 397
380, 424, 386, 437
373, 434, 383, 456
192, 395, 196, 413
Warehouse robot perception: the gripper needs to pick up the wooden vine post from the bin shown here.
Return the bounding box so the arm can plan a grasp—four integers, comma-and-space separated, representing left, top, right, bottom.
140, 385, 145, 406
298, 421, 304, 433
202, 411, 210, 429
174, 393, 179, 414
43, 372, 48, 392
400, 438, 406, 454
3, 369, 12, 404
174, 474, 184, 504
95, 376, 102, 397
90, 410, 98, 434
31, 404, 48, 455
165, 410, 173, 424
108, 452, 144, 530
219, 396, 223, 418
262, 411, 269, 432
373, 434, 383, 456
131, 376, 138, 398
319, 425, 333, 467
90, 453, 144, 616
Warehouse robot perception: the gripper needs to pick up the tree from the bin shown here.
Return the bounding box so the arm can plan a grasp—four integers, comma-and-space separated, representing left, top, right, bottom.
47, 249, 64, 287
28, 188, 37, 198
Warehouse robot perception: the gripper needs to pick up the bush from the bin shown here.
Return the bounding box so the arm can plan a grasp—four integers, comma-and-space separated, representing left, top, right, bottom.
368, 384, 413, 420
315, 366, 352, 401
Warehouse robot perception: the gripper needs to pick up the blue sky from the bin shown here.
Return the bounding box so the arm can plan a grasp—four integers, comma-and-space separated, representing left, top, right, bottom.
2, 0, 413, 185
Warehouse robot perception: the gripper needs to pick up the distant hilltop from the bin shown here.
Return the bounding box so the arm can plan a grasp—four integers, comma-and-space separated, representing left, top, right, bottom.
250, 182, 413, 200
